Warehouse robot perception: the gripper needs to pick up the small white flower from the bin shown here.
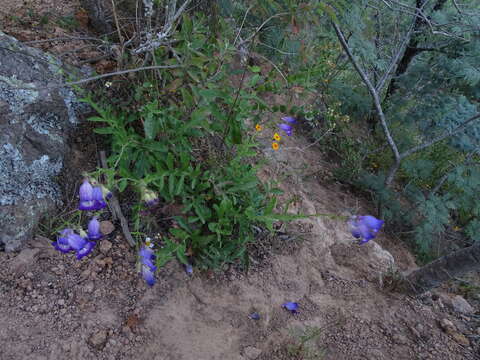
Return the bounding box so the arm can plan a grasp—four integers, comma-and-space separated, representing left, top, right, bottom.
145, 237, 154, 248
105, 81, 112, 88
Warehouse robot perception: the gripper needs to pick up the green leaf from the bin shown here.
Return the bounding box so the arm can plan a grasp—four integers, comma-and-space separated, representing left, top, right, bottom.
118, 179, 128, 192
176, 246, 188, 265
170, 228, 190, 240
175, 174, 185, 195
94, 127, 114, 134
166, 152, 175, 171
168, 174, 175, 196
180, 88, 194, 108
144, 116, 157, 140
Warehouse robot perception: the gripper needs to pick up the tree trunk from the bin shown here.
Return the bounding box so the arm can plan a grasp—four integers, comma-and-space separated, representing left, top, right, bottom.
79, 0, 113, 35
384, 0, 448, 100
401, 241, 480, 294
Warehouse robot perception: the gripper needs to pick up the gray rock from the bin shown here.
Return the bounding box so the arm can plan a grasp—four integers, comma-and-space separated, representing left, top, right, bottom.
0, 31, 88, 251
99, 239, 113, 254
392, 333, 409, 345
88, 329, 108, 350
7, 248, 40, 275
451, 295, 474, 314
243, 346, 262, 359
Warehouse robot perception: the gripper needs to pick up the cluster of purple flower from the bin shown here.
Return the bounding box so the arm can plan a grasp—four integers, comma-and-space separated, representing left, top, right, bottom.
349, 215, 384, 244
139, 246, 157, 286
79, 179, 111, 211
52, 217, 102, 259
53, 178, 111, 259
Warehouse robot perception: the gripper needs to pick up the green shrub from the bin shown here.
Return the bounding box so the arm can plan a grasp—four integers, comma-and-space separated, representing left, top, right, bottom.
82, 14, 286, 270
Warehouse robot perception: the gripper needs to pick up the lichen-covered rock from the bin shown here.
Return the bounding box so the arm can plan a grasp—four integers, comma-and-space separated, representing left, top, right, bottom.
0, 31, 87, 251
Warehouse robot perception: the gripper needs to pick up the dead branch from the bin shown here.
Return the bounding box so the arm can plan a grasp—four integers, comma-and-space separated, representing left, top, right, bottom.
99, 151, 136, 248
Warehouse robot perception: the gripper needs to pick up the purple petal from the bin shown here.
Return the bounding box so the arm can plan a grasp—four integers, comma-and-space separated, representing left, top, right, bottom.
282, 302, 299, 313
185, 264, 193, 275
249, 312, 260, 320
141, 257, 157, 271
79, 200, 96, 211
360, 215, 384, 232
142, 188, 159, 207
92, 187, 107, 210
281, 116, 297, 124
53, 239, 72, 253
142, 265, 156, 286
87, 217, 102, 240
279, 123, 293, 136
145, 198, 159, 207
279, 123, 292, 132
139, 246, 155, 259
79, 180, 93, 202
67, 232, 87, 250
139, 246, 157, 271
76, 241, 96, 260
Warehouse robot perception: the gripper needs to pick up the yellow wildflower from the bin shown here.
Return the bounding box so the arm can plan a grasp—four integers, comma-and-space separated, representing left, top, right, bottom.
255, 124, 262, 131
272, 142, 279, 151
273, 133, 281, 141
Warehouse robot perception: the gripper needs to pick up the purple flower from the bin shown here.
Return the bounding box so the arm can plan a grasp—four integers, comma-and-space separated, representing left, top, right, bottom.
101, 185, 112, 200
52, 228, 96, 260
53, 229, 74, 253
142, 265, 156, 287
282, 302, 299, 313
66, 231, 87, 251
139, 246, 157, 286
185, 263, 193, 275
142, 188, 159, 207
78, 179, 95, 211
76, 241, 96, 260
87, 217, 102, 240
278, 123, 293, 136
92, 186, 107, 210
349, 215, 384, 244
281, 116, 297, 124
249, 312, 260, 320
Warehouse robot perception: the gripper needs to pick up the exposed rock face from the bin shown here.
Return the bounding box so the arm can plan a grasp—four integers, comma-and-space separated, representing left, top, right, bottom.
0, 31, 86, 251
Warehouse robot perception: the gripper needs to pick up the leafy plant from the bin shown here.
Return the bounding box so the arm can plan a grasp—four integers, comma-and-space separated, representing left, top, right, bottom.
82, 14, 284, 270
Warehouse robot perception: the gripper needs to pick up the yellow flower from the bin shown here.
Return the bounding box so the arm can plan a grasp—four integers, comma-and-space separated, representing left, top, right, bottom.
255, 124, 262, 131
453, 226, 461, 232
273, 133, 281, 141
272, 142, 279, 151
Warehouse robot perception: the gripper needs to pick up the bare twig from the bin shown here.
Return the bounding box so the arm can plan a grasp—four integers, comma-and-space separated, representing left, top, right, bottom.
1, 64, 182, 91
375, 22, 415, 93
233, 5, 253, 47
252, 52, 288, 85
238, 12, 290, 48
99, 151, 136, 247
402, 113, 480, 159
24, 36, 105, 44
332, 22, 401, 173
133, 0, 192, 54
111, 0, 125, 45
